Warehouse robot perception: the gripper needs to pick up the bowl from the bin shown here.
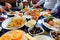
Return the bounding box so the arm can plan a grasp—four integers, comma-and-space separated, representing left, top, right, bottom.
7, 11, 20, 17
28, 26, 44, 36
25, 20, 36, 28
0, 17, 6, 22
7, 15, 15, 17
50, 31, 60, 40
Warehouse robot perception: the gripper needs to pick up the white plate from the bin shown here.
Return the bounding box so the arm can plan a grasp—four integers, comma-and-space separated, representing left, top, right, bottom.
43, 18, 60, 31
1, 17, 26, 30
34, 35, 54, 40
0, 30, 28, 40
7, 11, 20, 15
25, 20, 36, 28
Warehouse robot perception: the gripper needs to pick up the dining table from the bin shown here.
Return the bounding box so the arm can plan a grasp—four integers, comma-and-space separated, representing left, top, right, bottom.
0, 5, 60, 40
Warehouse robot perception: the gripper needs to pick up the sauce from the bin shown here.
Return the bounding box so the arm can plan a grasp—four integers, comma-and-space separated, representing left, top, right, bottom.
0, 17, 6, 21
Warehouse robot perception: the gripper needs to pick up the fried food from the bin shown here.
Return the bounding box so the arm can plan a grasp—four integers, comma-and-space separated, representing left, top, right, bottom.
0, 30, 24, 40
44, 14, 50, 17
25, 9, 40, 20
12, 30, 23, 39
0, 34, 12, 40
7, 17, 25, 28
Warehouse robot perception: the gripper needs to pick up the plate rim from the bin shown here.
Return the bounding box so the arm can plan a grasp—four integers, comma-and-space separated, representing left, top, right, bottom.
1, 17, 26, 30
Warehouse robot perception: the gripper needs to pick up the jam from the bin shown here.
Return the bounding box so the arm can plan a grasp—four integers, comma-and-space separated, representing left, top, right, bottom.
0, 17, 6, 21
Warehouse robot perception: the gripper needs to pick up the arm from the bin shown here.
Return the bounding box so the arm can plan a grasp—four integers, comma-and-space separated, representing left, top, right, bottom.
51, 2, 60, 13
0, 5, 7, 13
33, 0, 45, 8
37, 0, 45, 6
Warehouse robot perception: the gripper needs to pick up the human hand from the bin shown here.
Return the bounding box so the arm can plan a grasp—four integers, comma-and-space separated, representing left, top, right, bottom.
32, 4, 38, 8
5, 2, 12, 9
0, 7, 4, 13
0, 7, 7, 13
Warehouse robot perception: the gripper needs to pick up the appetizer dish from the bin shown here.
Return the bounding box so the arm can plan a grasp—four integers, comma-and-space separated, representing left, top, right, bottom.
43, 16, 54, 29
0, 30, 35, 40
2, 17, 26, 30
50, 31, 60, 40
53, 19, 60, 30
43, 16, 60, 30
44, 16, 54, 26
25, 20, 36, 28
28, 26, 44, 36
25, 9, 40, 20
41, 11, 51, 17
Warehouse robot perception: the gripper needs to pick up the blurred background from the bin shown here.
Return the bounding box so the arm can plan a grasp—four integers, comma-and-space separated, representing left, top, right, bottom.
0, 0, 40, 7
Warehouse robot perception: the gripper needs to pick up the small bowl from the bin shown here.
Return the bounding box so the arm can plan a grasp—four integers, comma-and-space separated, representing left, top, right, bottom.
50, 31, 60, 40
0, 17, 6, 22
7, 15, 15, 17
28, 26, 44, 36
25, 20, 36, 28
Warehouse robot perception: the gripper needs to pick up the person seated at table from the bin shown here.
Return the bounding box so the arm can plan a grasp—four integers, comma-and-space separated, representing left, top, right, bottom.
5, 2, 12, 10
33, 0, 56, 10
0, 2, 12, 13
33, 0, 60, 18
51, 3, 60, 18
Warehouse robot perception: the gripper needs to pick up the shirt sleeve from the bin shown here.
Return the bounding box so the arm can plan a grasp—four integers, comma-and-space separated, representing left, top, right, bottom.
51, 2, 60, 13
37, 0, 45, 6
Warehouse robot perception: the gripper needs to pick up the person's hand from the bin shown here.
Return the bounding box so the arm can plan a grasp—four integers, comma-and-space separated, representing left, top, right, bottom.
0, 7, 7, 13
32, 4, 38, 8
5, 2, 12, 9
0, 7, 4, 13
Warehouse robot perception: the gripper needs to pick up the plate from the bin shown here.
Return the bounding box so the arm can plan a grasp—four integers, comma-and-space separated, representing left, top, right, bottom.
7, 11, 20, 15
0, 30, 27, 40
43, 18, 60, 30
1, 17, 26, 30
34, 35, 54, 40
0, 30, 35, 40
50, 31, 60, 40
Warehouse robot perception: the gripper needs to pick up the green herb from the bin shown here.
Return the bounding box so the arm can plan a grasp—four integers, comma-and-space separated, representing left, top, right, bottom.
47, 16, 54, 22
39, 9, 43, 13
